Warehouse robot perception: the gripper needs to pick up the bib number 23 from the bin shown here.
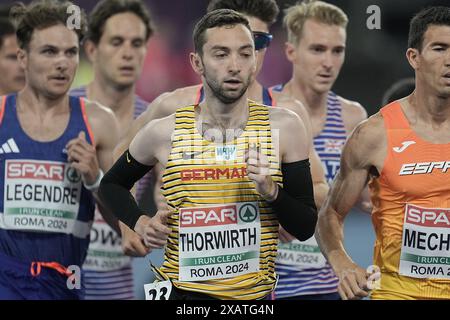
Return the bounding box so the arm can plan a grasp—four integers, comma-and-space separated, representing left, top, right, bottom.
144, 280, 172, 300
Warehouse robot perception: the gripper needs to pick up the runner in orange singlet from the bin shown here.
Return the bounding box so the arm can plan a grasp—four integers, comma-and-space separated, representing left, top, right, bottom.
316, 6, 450, 300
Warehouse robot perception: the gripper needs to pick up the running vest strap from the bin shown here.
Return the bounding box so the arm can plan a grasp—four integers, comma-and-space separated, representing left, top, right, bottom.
156, 102, 282, 300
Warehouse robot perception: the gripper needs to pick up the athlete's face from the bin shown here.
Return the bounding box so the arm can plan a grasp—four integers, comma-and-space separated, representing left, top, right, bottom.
408, 25, 450, 98
87, 12, 148, 89
0, 35, 25, 95
244, 15, 270, 78
286, 19, 346, 94
193, 24, 256, 104
18, 24, 79, 99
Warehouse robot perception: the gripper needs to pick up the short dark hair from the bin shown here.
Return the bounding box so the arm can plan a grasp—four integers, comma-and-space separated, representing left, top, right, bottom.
87, 0, 153, 44
0, 18, 16, 50
193, 9, 251, 55
11, 0, 87, 50
382, 78, 415, 106
408, 6, 450, 51
207, 0, 279, 27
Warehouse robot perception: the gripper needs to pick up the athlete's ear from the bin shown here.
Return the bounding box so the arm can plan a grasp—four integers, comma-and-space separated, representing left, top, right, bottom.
406, 48, 419, 70
190, 52, 204, 75
17, 48, 27, 70
84, 39, 97, 64
285, 41, 297, 63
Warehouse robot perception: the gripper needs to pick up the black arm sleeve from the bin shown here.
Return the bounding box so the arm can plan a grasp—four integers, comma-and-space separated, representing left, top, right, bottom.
99, 150, 153, 230
271, 159, 318, 241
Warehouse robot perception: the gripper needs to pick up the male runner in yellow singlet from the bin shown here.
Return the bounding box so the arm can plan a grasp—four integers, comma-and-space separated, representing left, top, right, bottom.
99, 9, 317, 300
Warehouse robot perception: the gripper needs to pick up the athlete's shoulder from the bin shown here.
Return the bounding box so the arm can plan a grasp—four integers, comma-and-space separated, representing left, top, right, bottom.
348, 112, 384, 150
149, 84, 201, 119
160, 85, 201, 107
271, 93, 309, 119
142, 112, 176, 139
337, 95, 368, 132
82, 98, 116, 123
340, 96, 365, 113
268, 105, 305, 130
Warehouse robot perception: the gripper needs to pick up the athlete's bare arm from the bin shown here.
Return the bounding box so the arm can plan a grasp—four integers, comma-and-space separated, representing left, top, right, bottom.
316, 113, 386, 300
127, 114, 176, 248
272, 95, 329, 242
340, 98, 372, 213
269, 107, 310, 166
85, 100, 120, 174
80, 100, 120, 232
275, 94, 328, 208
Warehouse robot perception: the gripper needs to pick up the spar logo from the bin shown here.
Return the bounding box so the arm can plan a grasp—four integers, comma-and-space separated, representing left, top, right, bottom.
66, 167, 81, 183
239, 204, 257, 223
180, 205, 237, 227
180, 203, 259, 227
405, 204, 450, 227
7, 160, 65, 181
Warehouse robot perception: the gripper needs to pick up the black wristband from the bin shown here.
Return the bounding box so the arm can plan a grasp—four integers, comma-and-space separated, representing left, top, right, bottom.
271, 159, 317, 241
99, 150, 153, 230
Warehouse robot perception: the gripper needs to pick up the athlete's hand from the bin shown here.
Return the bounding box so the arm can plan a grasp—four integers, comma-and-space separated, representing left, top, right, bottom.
245, 143, 278, 201
278, 225, 296, 243
134, 209, 173, 249
119, 221, 151, 257
331, 254, 371, 300
66, 131, 100, 185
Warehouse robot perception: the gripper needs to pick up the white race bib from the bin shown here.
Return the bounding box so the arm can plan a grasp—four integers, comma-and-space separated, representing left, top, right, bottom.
399, 204, 450, 279
2, 160, 81, 234
83, 210, 131, 271
277, 236, 327, 268
178, 202, 261, 281
144, 280, 172, 300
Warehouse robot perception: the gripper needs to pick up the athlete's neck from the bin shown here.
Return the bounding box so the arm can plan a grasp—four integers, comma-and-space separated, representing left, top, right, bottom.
17, 85, 70, 116
198, 90, 249, 142
285, 77, 328, 117
247, 81, 263, 103
409, 86, 450, 125
86, 75, 135, 118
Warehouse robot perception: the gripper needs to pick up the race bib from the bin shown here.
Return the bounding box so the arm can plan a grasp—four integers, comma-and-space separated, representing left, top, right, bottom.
2, 160, 81, 233
83, 211, 131, 271
144, 280, 172, 300
277, 236, 327, 268
399, 204, 450, 279
178, 202, 261, 281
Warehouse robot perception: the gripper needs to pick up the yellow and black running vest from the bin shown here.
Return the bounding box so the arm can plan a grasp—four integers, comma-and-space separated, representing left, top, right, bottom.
155, 102, 282, 300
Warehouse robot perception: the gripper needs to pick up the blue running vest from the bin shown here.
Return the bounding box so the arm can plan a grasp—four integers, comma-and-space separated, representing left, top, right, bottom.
271, 85, 344, 298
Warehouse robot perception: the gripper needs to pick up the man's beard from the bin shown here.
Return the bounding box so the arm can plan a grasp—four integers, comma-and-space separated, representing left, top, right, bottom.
204, 72, 251, 104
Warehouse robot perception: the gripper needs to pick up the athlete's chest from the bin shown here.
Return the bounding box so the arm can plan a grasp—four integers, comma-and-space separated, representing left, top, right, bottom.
381, 139, 450, 199
17, 111, 70, 142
